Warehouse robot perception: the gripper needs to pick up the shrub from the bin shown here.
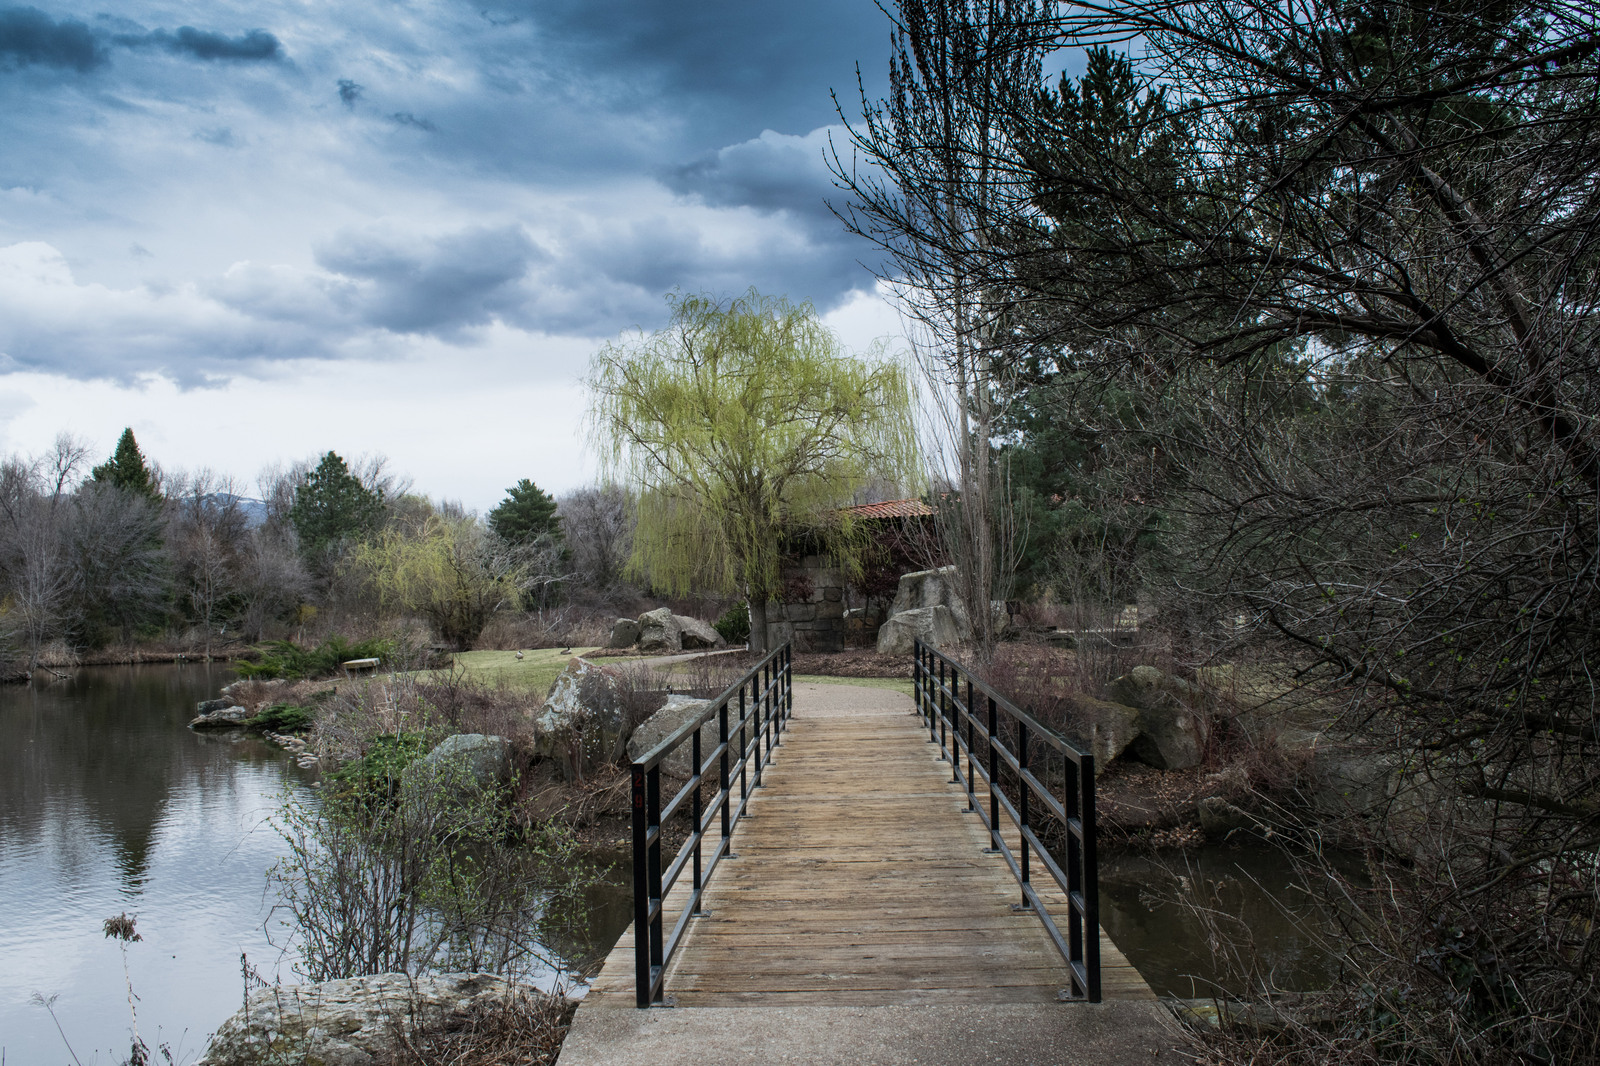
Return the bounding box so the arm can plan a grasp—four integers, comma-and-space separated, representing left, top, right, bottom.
249, 703, 315, 734
328, 732, 431, 801
713, 603, 750, 645
235, 636, 393, 680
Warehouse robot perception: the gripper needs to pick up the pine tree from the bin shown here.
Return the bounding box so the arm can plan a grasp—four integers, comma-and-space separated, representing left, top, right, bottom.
289, 451, 384, 559
90, 428, 161, 499
487, 479, 561, 546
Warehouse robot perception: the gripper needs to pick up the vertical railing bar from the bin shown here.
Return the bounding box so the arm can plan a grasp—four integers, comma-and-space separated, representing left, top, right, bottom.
631, 763, 649, 1007
1018, 718, 1031, 909
691, 726, 703, 914
1083, 748, 1101, 1002
647, 764, 664, 998
986, 693, 1000, 853
719, 701, 731, 842
753, 667, 764, 786
963, 676, 974, 807
739, 682, 748, 803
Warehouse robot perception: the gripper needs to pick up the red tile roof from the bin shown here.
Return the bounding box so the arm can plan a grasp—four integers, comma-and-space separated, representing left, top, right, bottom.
844, 498, 935, 519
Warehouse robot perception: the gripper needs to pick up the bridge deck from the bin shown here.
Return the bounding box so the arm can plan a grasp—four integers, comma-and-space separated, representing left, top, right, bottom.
584, 681, 1151, 1008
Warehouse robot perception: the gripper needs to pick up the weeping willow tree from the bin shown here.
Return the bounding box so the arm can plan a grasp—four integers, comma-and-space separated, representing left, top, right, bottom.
587, 291, 921, 652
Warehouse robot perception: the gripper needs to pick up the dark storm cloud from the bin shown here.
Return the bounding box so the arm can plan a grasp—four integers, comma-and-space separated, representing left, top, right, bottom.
140, 27, 282, 62
490, 0, 889, 146
0, 7, 102, 71
337, 79, 362, 107
0, 9, 282, 76
314, 225, 542, 337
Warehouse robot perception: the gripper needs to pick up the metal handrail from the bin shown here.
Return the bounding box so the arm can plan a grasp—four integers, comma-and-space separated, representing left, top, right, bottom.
630, 642, 793, 1007
913, 639, 1101, 1002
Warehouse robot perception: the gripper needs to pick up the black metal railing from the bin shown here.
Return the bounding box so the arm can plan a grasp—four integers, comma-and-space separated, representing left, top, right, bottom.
913, 639, 1101, 1001
630, 642, 793, 1007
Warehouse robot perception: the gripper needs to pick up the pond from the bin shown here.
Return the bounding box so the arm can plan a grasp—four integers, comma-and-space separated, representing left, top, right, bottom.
0, 665, 632, 1065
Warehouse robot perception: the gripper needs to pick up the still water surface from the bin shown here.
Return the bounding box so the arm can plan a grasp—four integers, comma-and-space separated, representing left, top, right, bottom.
0, 664, 309, 1064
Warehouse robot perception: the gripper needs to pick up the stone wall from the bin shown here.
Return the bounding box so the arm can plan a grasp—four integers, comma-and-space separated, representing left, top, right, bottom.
765, 554, 847, 652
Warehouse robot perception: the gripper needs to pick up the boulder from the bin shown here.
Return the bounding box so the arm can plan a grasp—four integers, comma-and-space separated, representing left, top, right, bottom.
627, 695, 720, 777
190, 705, 251, 729
636, 607, 682, 654
890, 565, 960, 616
607, 617, 640, 648
1110, 665, 1206, 771
876, 605, 962, 655
885, 566, 1010, 643
674, 614, 726, 650
196, 972, 530, 1066
1069, 696, 1144, 765
197, 697, 233, 713
539, 657, 633, 778
419, 733, 512, 790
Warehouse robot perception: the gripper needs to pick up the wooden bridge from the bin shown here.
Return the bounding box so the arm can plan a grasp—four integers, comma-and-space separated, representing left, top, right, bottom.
557, 645, 1177, 1065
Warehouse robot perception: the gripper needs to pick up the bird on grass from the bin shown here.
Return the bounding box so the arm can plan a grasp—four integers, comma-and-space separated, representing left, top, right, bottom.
515, 650, 524, 661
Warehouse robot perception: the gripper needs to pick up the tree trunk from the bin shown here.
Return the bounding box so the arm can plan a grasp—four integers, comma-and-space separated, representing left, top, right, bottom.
748, 598, 770, 654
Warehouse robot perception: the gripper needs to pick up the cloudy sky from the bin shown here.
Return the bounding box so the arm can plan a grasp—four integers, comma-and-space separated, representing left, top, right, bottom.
0, 0, 909, 509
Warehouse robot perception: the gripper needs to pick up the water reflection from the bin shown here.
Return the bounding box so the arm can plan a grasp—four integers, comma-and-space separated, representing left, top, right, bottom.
1099, 845, 1336, 997
0, 664, 311, 1065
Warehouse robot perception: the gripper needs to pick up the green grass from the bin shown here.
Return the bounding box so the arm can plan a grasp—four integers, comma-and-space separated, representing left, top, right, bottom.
429, 648, 601, 695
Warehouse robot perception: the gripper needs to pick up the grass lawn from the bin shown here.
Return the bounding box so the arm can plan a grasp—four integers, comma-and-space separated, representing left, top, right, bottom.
432, 648, 600, 695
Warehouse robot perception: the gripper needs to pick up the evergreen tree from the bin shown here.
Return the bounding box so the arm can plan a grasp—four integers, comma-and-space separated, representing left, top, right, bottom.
289, 452, 384, 560
487, 479, 561, 547
90, 428, 160, 499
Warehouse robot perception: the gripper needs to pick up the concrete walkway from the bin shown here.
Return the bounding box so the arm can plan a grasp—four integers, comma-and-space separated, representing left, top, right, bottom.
556, 681, 1183, 1065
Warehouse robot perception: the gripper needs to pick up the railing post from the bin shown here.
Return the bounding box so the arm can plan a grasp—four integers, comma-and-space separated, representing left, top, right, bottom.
937, 657, 947, 754
753, 670, 764, 787
985, 693, 1000, 852
961, 676, 975, 805
631, 763, 650, 1007
1083, 750, 1101, 1002
647, 764, 664, 997
1018, 719, 1031, 909
719, 701, 731, 842
691, 726, 703, 914
739, 683, 748, 802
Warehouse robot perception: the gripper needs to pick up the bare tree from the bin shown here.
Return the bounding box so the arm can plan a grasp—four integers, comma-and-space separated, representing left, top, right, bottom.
168, 469, 250, 658
558, 485, 636, 600
833, 0, 1051, 655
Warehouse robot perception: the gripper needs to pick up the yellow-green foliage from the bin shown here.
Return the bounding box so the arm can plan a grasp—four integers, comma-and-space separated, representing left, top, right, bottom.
356, 511, 524, 651
587, 290, 921, 603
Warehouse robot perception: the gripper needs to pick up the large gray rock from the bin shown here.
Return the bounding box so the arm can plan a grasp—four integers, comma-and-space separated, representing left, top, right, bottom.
1070, 696, 1144, 765
627, 694, 721, 777
674, 614, 726, 650
418, 733, 512, 790
607, 617, 640, 648
636, 607, 682, 654
885, 566, 1009, 643
190, 705, 250, 729
196, 972, 526, 1066
876, 605, 963, 655
539, 657, 633, 778
1110, 665, 1206, 770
